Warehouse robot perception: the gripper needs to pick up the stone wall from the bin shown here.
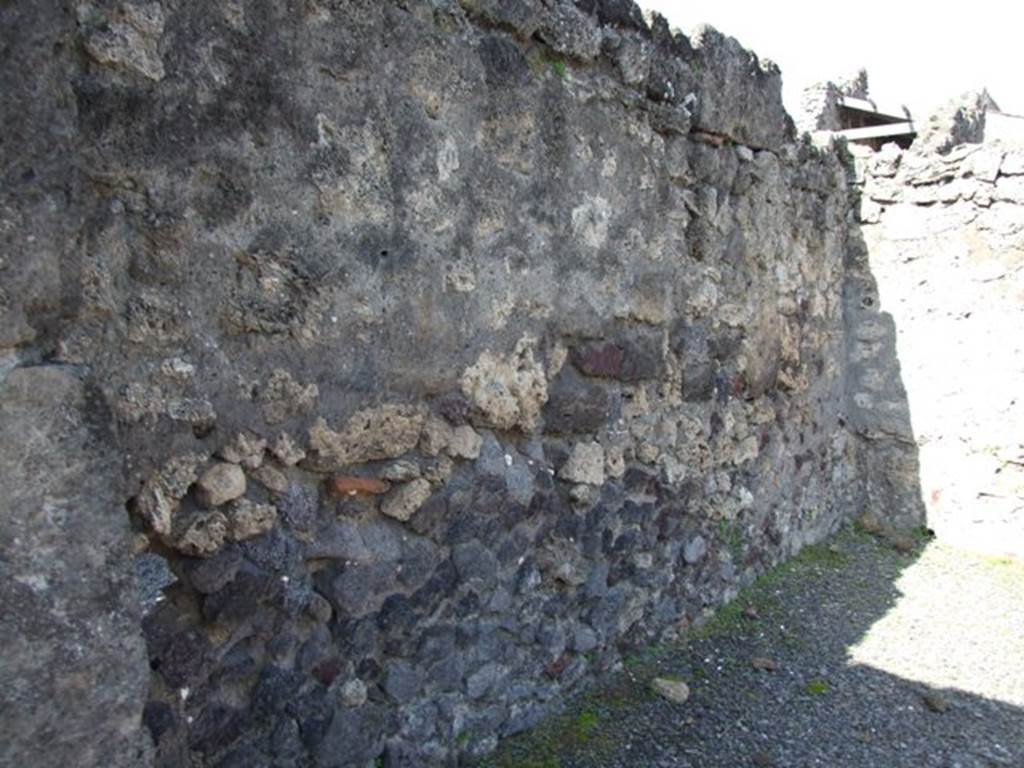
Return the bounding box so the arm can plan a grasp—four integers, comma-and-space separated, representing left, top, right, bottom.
2, 2, 874, 767
849, 138, 1024, 554
795, 70, 870, 135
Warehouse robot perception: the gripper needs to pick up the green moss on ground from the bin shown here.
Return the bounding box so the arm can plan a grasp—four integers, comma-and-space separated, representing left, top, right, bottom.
483, 708, 611, 768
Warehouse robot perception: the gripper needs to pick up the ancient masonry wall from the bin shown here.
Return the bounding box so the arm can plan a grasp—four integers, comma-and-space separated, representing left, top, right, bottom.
2, 2, 871, 767
847, 140, 1024, 552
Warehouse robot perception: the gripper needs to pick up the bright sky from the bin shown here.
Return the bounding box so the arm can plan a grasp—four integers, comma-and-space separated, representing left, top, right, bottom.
641, 1, 1020, 121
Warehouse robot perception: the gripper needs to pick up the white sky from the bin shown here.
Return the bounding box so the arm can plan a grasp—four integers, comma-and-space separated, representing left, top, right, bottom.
641, 1, 1021, 120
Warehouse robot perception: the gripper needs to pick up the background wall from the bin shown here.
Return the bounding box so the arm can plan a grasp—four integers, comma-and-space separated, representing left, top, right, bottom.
850, 139, 1024, 556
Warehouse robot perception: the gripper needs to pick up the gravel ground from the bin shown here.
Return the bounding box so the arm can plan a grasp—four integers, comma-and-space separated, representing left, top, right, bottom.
479, 528, 1024, 768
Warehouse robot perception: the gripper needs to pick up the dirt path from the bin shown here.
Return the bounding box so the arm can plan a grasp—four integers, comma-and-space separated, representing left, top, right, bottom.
480, 528, 1024, 768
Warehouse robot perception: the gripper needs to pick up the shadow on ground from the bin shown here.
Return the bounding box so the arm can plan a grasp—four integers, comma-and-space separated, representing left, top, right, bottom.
478, 528, 1024, 768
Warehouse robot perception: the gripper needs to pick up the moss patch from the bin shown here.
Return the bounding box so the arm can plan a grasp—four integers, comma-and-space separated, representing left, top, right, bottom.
482, 707, 613, 768
806, 678, 830, 695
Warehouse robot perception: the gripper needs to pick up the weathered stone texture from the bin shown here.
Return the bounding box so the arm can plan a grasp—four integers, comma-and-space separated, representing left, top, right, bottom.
0, 367, 151, 768
0, 1, 893, 766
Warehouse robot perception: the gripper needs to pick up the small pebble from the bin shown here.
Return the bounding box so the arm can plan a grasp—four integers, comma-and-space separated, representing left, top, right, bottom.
923, 692, 951, 713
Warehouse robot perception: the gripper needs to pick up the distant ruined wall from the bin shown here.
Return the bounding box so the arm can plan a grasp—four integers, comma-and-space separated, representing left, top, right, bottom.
795, 70, 870, 135
2, 2, 875, 767
849, 139, 1024, 551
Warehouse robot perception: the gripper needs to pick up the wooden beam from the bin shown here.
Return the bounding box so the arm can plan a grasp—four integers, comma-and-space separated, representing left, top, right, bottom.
838, 95, 911, 121
835, 122, 917, 141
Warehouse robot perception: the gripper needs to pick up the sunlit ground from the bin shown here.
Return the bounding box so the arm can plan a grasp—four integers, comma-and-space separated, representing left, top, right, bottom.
847, 539, 1024, 707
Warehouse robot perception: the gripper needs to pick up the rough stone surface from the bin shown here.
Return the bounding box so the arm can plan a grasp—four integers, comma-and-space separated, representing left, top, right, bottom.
134, 454, 205, 536
381, 479, 433, 522
448, 425, 483, 460
460, 336, 548, 432
225, 499, 278, 541
218, 432, 266, 468
173, 511, 229, 557
796, 69, 871, 134
309, 405, 426, 467
270, 432, 306, 466
544, 367, 611, 434
340, 679, 368, 709
0, 367, 151, 767
915, 91, 996, 156
195, 462, 247, 509
559, 441, 607, 486
81, 2, 167, 82
0, 2, 943, 767
252, 464, 288, 494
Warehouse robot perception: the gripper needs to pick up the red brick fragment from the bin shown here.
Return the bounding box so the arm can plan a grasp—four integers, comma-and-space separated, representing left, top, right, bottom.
329, 476, 390, 496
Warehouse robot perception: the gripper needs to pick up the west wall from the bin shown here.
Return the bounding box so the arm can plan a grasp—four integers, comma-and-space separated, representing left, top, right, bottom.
2, 2, 867, 766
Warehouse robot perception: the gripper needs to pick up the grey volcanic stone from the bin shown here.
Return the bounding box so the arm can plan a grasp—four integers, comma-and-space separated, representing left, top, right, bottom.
181, 546, 242, 594
476, 433, 508, 477
543, 367, 611, 434
453, 540, 501, 586
573, 625, 599, 653
689, 25, 793, 150
673, 322, 715, 402
467, 662, 506, 700
684, 536, 708, 565
316, 562, 395, 618
0, 367, 151, 768
382, 661, 422, 704
142, 701, 176, 746
135, 552, 178, 612
315, 704, 389, 767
